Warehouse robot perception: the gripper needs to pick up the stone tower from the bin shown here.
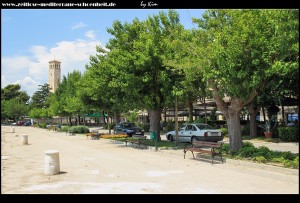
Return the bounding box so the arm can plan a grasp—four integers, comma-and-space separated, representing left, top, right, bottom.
48, 60, 61, 93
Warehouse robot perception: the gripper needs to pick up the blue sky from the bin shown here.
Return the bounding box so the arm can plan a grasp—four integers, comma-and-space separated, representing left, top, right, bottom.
1, 9, 205, 97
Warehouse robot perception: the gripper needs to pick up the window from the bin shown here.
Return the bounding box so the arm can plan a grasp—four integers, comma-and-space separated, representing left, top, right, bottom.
287, 113, 298, 122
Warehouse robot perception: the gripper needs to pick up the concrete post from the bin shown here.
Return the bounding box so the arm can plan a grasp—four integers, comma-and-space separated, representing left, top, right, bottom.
11, 127, 15, 133
44, 150, 60, 175
21, 134, 28, 145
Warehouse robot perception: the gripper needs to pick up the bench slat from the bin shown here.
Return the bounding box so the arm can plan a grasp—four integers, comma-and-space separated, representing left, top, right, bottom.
183, 141, 223, 164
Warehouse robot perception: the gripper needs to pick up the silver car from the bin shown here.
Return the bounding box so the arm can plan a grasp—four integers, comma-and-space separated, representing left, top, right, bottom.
166, 123, 223, 143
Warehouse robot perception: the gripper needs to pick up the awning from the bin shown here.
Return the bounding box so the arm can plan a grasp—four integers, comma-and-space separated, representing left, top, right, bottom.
84, 113, 107, 117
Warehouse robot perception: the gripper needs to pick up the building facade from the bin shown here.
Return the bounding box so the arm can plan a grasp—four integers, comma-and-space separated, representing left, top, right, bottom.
48, 60, 61, 93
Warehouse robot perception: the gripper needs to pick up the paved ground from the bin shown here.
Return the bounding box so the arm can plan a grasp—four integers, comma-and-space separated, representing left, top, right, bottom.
1, 126, 299, 194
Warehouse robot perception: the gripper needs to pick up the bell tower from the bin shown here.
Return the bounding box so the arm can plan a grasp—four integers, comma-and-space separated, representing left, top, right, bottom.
48, 60, 61, 93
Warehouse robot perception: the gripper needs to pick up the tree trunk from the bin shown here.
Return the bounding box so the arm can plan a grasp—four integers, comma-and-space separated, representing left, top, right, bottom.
188, 100, 193, 123
208, 80, 257, 153
149, 109, 162, 141
247, 103, 260, 138
77, 114, 80, 125
113, 111, 121, 124
281, 103, 285, 125
226, 111, 243, 153
107, 111, 111, 134
204, 97, 207, 124
102, 111, 106, 126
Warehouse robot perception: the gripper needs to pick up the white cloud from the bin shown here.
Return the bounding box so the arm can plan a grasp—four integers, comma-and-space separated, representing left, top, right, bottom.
14, 76, 39, 95
71, 22, 87, 30
2, 38, 103, 97
85, 30, 96, 40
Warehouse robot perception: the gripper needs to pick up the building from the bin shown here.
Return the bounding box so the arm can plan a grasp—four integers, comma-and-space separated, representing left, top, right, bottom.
48, 60, 61, 93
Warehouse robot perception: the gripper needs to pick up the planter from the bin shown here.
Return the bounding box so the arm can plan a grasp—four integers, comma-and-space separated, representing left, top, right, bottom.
264, 132, 273, 138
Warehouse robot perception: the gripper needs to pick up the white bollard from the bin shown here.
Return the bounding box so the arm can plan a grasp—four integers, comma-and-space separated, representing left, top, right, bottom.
11, 127, 15, 133
21, 134, 28, 145
44, 150, 60, 175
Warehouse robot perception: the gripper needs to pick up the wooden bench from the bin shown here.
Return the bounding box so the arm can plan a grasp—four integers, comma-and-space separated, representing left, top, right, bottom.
125, 135, 147, 149
86, 131, 101, 140
183, 141, 223, 164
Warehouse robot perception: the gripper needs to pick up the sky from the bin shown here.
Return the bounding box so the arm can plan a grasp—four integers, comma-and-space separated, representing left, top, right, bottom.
1, 9, 205, 97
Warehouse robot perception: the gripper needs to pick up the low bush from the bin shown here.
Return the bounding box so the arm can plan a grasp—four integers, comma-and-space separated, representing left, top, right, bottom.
60, 126, 69, 132
38, 123, 47, 129
219, 128, 228, 137
69, 125, 89, 133
221, 142, 298, 169
278, 127, 299, 142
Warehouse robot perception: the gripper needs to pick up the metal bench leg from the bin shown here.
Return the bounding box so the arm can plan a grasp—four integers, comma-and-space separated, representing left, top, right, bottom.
191, 151, 195, 159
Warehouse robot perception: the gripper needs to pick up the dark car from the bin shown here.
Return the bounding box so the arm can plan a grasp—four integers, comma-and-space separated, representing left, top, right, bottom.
23, 121, 31, 126
114, 122, 144, 136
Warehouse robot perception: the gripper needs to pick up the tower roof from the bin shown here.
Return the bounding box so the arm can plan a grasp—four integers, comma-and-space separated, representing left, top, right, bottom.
49, 60, 61, 63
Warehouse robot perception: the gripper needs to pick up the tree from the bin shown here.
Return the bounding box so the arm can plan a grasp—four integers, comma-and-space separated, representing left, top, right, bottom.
182, 9, 298, 152
87, 10, 185, 139
30, 83, 52, 109
1, 84, 30, 103
3, 98, 28, 122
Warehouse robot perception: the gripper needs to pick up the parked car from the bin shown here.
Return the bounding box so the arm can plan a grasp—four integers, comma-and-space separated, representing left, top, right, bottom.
166, 123, 223, 143
23, 121, 31, 126
17, 121, 25, 126
114, 122, 144, 137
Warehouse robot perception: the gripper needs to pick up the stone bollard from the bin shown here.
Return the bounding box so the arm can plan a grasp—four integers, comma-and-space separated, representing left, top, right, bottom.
44, 150, 60, 175
21, 134, 28, 145
11, 127, 15, 133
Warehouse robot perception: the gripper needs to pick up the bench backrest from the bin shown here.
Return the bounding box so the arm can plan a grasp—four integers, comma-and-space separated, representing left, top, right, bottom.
192, 141, 222, 148
132, 135, 146, 139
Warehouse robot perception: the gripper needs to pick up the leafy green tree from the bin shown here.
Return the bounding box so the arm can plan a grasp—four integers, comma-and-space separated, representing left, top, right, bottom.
30, 83, 52, 109
178, 9, 298, 152
1, 84, 30, 103
92, 10, 185, 139
3, 98, 28, 122
62, 71, 85, 125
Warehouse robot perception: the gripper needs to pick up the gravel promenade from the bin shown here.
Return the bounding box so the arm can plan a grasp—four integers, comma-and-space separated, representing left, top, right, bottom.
1, 126, 298, 194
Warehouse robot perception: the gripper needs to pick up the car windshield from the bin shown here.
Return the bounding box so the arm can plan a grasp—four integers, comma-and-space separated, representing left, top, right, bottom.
196, 124, 214, 130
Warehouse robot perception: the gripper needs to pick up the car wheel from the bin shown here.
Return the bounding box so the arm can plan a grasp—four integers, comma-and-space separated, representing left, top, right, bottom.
191, 136, 198, 143
168, 134, 174, 142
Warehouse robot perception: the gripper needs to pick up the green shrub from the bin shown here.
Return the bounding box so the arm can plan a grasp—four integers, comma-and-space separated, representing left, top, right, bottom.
60, 126, 70, 132
38, 122, 47, 128
242, 141, 255, 148
253, 156, 267, 163
278, 127, 299, 142
221, 143, 230, 154
219, 128, 228, 137
69, 125, 90, 133
236, 146, 258, 158
280, 151, 296, 160
253, 146, 272, 160
283, 156, 299, 169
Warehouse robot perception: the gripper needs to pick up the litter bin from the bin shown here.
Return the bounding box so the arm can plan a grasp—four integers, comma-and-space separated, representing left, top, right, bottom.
150, 131, 156, 141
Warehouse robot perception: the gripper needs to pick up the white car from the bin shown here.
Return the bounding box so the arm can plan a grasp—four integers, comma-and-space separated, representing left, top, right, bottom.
166, 123, 223, 143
